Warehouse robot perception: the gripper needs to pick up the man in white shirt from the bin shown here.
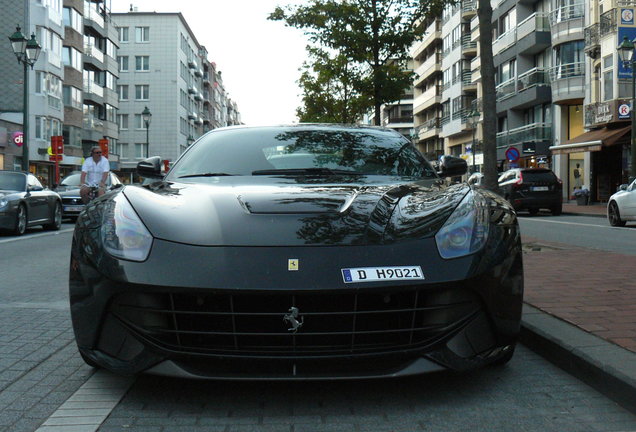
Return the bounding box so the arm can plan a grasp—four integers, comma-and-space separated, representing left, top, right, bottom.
80, 146, 110, 203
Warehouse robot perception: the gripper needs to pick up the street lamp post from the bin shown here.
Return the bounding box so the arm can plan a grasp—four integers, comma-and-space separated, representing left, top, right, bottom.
618, 36, 636, 182
141, 106, 152, 154
8, 26, 41, 172
468, 109, 481, 174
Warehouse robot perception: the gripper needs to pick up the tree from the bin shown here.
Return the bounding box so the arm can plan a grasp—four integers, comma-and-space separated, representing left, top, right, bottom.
269, 0, 447, 125
296, 47, 371, 123
477, 0, 498, 191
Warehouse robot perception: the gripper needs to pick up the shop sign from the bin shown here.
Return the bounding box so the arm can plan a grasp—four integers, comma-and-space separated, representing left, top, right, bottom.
12, 132, 23, 147
522, 142, 536, 154
594, 102, 613, 123
618, 103, 631, 120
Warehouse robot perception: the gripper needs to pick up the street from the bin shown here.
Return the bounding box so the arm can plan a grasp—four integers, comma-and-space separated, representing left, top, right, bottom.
1, 220, 636, 431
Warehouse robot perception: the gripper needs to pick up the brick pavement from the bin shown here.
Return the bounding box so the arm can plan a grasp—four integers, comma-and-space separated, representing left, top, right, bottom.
522, 235, 636, 354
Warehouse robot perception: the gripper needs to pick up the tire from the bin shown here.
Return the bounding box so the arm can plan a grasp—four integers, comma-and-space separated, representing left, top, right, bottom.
608, 201, 626, 227
13, 204, 27, 236
490, 344, 516, 366
43, 201, 62, 231
79, 350, 100, 368
551, 205, 562, 216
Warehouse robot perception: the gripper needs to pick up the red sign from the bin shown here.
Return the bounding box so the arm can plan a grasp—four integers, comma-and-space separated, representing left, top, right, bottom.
13, 132, 24, 147
49, 154, 63, 161
163, 160, 170, 172
98, 138, 109, 158
51, 136, 64, 155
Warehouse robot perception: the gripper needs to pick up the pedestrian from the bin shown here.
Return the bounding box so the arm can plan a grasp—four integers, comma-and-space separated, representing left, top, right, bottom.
80, 146, 109, 204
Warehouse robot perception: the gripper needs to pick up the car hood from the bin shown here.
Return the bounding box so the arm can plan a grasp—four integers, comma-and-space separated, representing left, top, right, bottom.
55, 187, 81, 196
122, 177, 468, 246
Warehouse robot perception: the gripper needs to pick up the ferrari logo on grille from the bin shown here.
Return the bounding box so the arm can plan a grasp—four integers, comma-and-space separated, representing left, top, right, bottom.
288, 259, 299, 271
283, 307, 304, 333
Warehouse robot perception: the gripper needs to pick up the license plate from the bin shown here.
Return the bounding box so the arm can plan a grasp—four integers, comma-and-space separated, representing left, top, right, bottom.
532, 186, 549, 191
342, 266, 425, 283
63, 205, 83, 212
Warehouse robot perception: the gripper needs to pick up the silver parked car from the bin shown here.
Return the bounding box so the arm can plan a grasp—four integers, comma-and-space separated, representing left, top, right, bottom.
607, 178, 636, 227
0, 171, 62, 235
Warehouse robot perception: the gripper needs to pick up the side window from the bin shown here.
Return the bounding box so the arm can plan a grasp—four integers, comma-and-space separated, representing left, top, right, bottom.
27, 174, 43, 189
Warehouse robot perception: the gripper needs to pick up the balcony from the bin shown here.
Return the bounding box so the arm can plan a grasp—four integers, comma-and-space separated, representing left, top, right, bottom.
461, 34, 477, 57
496, 123, 552, 148
415, 118, 441, 141
84, 44, 104, 63
600, 8, 617, 37
83, 79, 103, 98
413, 85, 442, 114
584, 23, 601, 59
414, 53, 441, 86
471, 56, 481, 82
549, 2, 584, 46
493, 29, 516, 57
412, 20, 441, 59
84, 1, 105, 32
462, 0, 477, 18
549, 62, 585, 103
461, 69, 477, 92
516, 13, 551, 55
496, 78, 516, 101
188, 86, 198, 95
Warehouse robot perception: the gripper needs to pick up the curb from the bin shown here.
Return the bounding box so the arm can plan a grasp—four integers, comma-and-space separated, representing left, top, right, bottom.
520, 304, 636, 414
562, 211, 606, 219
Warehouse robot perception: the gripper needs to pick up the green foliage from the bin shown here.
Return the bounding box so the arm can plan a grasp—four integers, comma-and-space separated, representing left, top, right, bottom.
270, 0, 449, 124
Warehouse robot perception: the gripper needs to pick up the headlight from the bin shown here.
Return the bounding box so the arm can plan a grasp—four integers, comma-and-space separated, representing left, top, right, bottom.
100, 194, 153, 261
435, 191, 489, 259
0, 198, 7, 209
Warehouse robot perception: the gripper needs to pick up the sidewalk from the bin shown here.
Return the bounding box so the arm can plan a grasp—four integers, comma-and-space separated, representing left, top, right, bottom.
520, 203, 636, 412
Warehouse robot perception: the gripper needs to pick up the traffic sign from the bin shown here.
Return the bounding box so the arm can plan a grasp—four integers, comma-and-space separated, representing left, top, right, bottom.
49, 154, 62, 161
51, 135, 64, 155
505, 147, 520, 162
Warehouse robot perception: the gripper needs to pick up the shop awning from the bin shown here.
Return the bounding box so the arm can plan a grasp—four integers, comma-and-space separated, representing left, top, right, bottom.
549, 126, 630, 155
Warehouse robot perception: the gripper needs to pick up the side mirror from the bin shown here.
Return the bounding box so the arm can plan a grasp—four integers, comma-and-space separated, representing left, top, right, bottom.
137, 156, 164, 179
437, 155, 468, 178
27, 185, 44, 192
618, 184, 628, 192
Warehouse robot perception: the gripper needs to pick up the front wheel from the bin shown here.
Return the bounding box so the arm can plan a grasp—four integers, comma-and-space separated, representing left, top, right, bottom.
13, 204, 27, 236
43, 202, 62, 231
608, 201, 626, 227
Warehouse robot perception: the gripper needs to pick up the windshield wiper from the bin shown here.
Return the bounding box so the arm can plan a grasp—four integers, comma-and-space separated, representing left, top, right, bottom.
251, 168, 364, 176
178, 172, 235, 178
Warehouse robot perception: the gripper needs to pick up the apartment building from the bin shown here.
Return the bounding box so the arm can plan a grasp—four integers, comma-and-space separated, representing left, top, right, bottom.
0, 0, 119, 184
111, 11, 239, 180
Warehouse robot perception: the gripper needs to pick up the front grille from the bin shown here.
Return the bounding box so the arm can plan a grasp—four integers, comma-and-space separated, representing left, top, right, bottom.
110, 286, 480, 358
62, 197, 82, 205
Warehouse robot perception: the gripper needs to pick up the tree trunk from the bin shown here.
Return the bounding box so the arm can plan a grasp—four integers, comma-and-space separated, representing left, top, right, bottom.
477, 0, 499, 192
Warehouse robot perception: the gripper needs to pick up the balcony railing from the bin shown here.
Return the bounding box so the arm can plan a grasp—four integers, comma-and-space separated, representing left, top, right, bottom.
83, 79, 103, 97
496, 78, 516, 101
600, 8, 617, 37
461, 69, 473, 86
84, 44, 104, 63
496, 123, 552, 148
84, 1, 105, 27
517, 12, 550, 40
461, 34, 477, 52
462, 0, 477, 14
548, 62, 585, 81
549, 2, 584, 26
414, 52, 441, 78
517, 67, 550, 91
493, 28, 516, 55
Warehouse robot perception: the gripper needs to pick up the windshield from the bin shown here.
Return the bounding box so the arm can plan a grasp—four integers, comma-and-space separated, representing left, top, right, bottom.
0, 172, 26, 191
60, 173, 82, 187
167, 126, 438, 180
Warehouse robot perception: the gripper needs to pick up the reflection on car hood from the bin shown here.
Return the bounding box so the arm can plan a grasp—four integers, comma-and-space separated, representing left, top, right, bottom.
122, 178, 468, 246
55, 187, 81, 197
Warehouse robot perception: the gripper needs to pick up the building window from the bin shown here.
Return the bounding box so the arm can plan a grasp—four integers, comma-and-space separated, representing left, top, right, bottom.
135, 143, 149, 158
117, 56, 129, 72
118, 143, 129, 159
117, 114, 129, 130
135, 85, 149, 100
63, 85, 82, 109
135, 26, 149, 42
117, 85, 129, 100
118, 26, 129, 43
135, 56, 150, 71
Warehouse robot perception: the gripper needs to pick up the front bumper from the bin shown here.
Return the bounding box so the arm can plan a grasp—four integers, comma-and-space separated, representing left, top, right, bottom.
70, 227, 523, 379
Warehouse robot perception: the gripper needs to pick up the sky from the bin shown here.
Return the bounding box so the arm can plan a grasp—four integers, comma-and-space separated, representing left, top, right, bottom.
110, 0, 310, 125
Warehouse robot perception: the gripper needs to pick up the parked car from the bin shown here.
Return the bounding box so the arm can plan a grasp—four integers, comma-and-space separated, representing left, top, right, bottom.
55, 171, 122, 219
607, 178, 636, 226
0, 170, 62, 235
498, 168, 562, 215
70, 124, 523, 379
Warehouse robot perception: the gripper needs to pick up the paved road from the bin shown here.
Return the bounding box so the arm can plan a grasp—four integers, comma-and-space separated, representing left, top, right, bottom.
1, 226, 636, 431
518, 214, 636, 255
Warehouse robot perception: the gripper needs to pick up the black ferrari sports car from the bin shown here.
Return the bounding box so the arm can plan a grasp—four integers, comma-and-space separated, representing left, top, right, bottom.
70, 124, 523, 379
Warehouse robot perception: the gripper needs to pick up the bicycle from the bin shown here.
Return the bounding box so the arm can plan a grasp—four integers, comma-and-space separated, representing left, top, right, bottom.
80, 184, 101, 204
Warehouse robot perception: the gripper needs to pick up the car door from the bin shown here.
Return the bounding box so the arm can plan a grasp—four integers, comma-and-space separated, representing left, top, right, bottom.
25, 174, 49, 222
624, 179, 636, 218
